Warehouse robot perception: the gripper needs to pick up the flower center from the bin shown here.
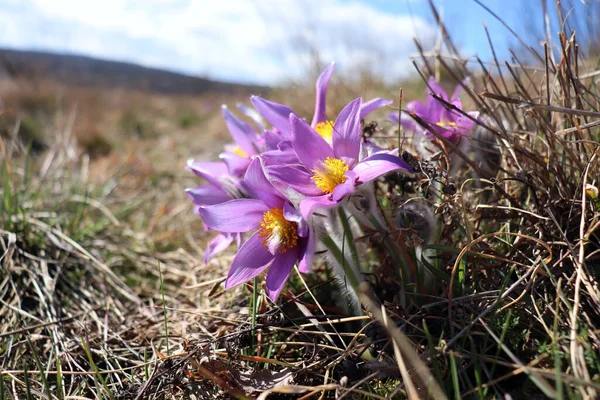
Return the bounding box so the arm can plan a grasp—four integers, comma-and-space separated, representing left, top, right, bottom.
232, 146, 248, 158
258, 208, 298, 254
314, 121, 334, 144
312, 157, 349, 194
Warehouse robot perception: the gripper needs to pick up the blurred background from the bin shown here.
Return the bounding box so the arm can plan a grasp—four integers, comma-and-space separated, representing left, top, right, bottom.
1, 0, 599, 85
0, 0, 598, 170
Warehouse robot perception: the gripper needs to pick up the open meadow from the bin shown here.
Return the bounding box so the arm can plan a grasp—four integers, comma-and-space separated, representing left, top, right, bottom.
1, 1, 600, 399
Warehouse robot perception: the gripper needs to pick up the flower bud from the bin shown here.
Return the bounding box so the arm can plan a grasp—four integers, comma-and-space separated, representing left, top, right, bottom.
391, 201, 435, 244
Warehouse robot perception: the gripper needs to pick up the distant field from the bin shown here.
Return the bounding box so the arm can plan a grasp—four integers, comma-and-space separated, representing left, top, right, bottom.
0, 48, 268, 95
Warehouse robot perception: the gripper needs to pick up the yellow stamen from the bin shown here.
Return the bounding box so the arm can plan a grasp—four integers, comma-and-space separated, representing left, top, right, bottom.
232, 146, 248, 158
312, 157, 349, 194
586, 184, 598, 200
314, 121, 334, 144
436, 120, 457, 128
258, 208, 298, 254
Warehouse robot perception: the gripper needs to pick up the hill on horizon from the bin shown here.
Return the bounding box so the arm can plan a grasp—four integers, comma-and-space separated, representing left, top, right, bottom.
0, 48, 267, 95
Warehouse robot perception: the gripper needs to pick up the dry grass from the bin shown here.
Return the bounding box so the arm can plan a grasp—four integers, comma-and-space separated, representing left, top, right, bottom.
0, 79, 259, 398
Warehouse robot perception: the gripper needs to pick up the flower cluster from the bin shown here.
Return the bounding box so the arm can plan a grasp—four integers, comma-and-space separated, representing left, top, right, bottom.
186, 63, 413, 301
389, 77, 478, 145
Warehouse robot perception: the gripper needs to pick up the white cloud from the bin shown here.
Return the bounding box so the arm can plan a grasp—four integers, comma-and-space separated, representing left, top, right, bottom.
0, 0, 435, 84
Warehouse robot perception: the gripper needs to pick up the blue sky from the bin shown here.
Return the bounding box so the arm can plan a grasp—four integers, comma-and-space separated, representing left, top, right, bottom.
0, 0, 588, 85
365, 0, 522, 56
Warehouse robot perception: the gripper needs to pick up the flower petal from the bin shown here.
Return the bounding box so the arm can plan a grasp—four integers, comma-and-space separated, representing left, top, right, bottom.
199, 199, 268, 232
455, 115, 476, 133
220, 151, 251, 177
204, 232, 235, 264
311, 62, 335, 126
266, 246, 299, 301
283, 201, 308, 237
455, 114, 474, 130
364, 142, 397, 159
250, 96, 294, 137
451, 78, 470, 101
299, 194, 339, 218
332, 170, 357, 201
298, 231, 315, 273
427, 77, 449, 102
186, 185, 230, 206
407, 99, 429, 116
186, 160, 228, 187
352, 152, 413, 184
290, 113, 334, 170
264, 130, 282, 151
389, 111, 419, 133
333, 98, 362, 161
222, 105, 259, 156
400, 112, 418, 132
236, 102, 266, 131
226, 232, 274, 289
261, 147, 298, 167
450, 98, 463, 112
359, 98, 392, 120
267, 165, 323, 196
243, 158, 283, 209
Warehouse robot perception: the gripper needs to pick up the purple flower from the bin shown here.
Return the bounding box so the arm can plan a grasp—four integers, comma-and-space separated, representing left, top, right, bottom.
268, 98, 412, 218
251, 63, 392, 144
202, 233, 239, 265
390, 77, 477, 143
186, 161, 235, 207
236, 102, 266, 132
185, 160, 247, 263
185, 159, 248, 208
186, 106, 275, 264
219, 105, 267, 177
198, 158, 314, 301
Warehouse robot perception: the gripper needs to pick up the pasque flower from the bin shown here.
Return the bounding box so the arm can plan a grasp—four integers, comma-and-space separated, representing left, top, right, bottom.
198, 158, 313, 301
268, 98, 412, 217
251, 63, 392, 144
390, 77, 477, 143
186, 105, 265, 210
185, 160, 243, 207
187, 62, 415, 300
186, 105, 268, 263
185, 160, 247, 263
219, 105, 267, 177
